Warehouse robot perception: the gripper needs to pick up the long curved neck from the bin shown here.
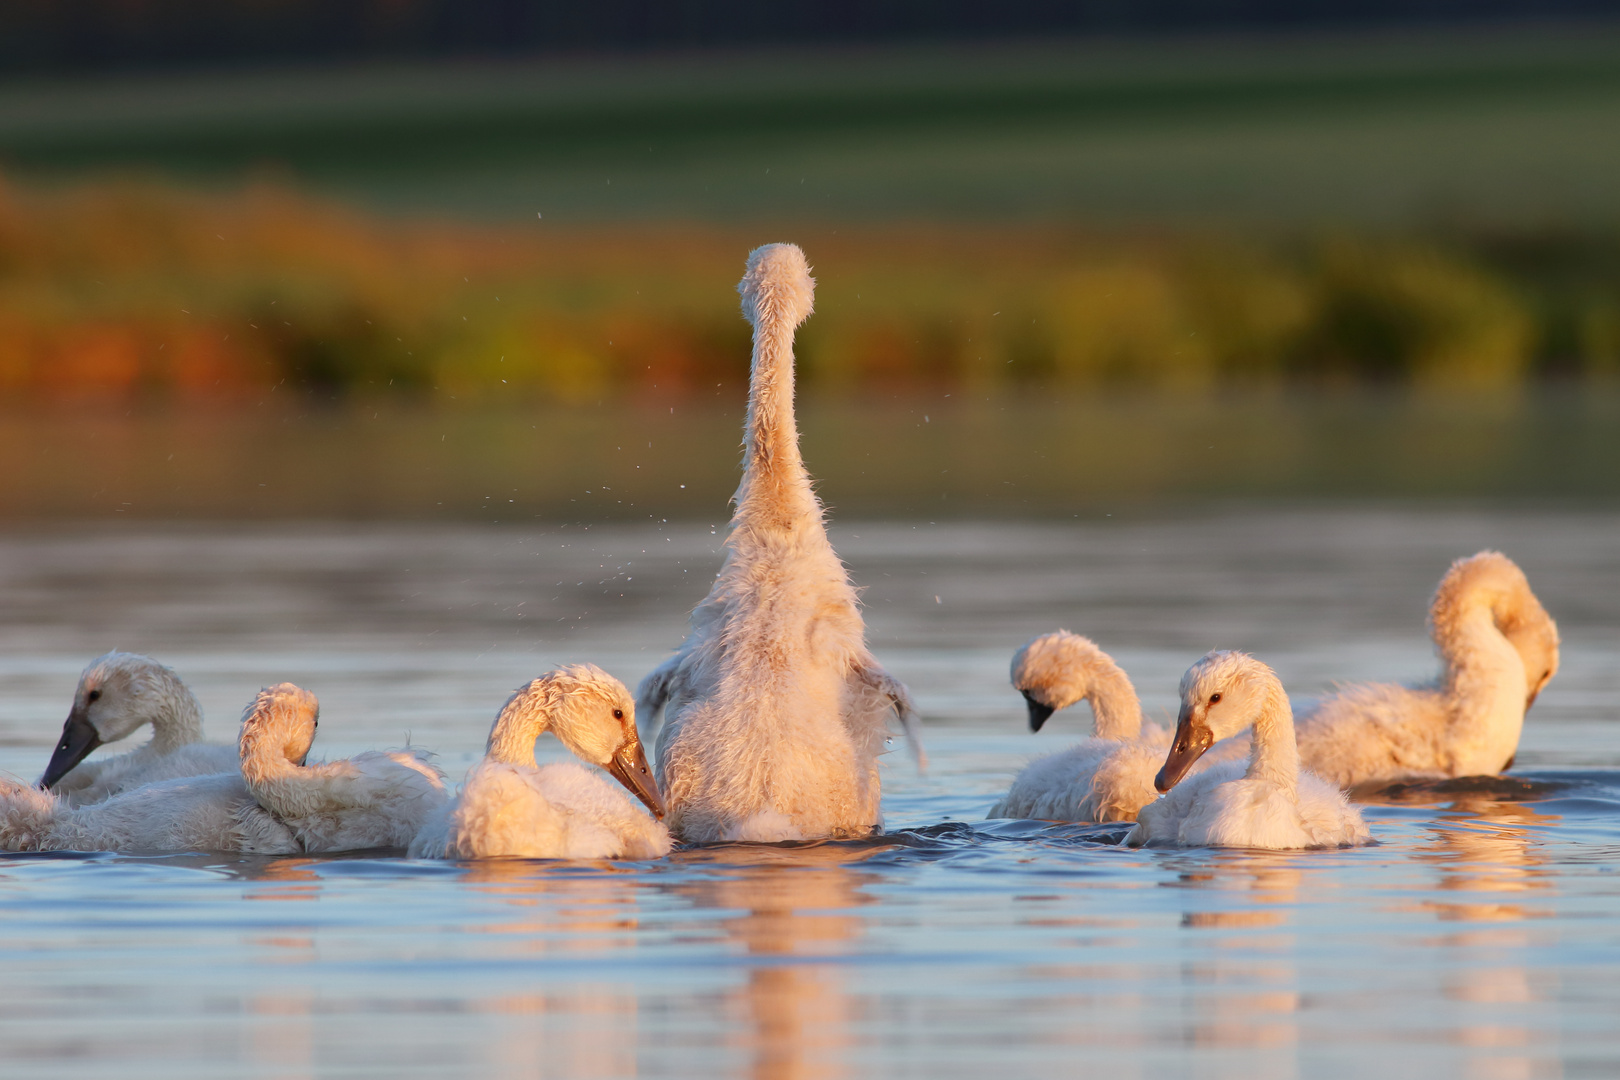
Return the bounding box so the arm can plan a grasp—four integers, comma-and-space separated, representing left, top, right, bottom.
1087, 663, 1144, 740
147, 683, 205, 754
239, 727, 300, 790
485, 707, 547, 766
1245, 677, 1299, 790
731, 302, 819, 538
1437, 601, 1527, 771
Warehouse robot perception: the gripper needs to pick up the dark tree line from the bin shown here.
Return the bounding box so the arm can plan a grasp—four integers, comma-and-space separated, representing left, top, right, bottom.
6, 0, 1620, 77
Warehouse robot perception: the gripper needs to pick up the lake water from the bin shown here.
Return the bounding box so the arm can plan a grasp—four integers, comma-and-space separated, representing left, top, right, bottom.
0, 509, 1616, 1078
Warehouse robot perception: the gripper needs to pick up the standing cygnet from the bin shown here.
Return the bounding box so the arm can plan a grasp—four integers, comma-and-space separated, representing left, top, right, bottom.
640, 244, 923, 844
989, 631, 1171, 822
237, 684, 448, 853
410, 665, 670, 860
40, 652, 237, 805
1296, 551, 1559, 789
1126, 651, 1370, 850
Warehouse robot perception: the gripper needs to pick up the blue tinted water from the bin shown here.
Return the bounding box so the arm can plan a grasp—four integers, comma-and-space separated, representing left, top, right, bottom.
0, 511, 1615, 1078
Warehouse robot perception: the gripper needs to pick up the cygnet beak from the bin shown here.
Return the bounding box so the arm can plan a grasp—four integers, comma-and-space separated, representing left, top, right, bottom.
1154, 707, 1214, 793
1022, 691, 1056, 732
605, 736, 666, 819
39, 706, 102, 790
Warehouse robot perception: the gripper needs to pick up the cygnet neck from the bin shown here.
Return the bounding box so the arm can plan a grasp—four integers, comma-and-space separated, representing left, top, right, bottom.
1436, 600, 1528, 770
1244, 673, 1299, 791
149, 682, 205, 754
1085, 661, 1144, 741
238, 698, 315, 789
485, 699, 550, 767
733, 246, 818, 538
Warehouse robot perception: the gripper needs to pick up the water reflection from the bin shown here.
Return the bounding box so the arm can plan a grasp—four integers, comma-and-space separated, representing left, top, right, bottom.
464, 860, 648, 952
669, 843, 885, 1080
1417, 801, 1557, 923
247, 991, 315, 1080
1408, 803, 1561, 1080
459, 861, 647, 1079
1174, 855, 1305, 1076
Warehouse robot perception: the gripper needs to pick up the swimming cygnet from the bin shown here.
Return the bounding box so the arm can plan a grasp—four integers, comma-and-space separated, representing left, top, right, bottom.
1126, 651, 1370, 850
989, 631, 1172, 822
642, 243, 922, 844
238, 684, 448, 853
0, 706, 320, 854
410, 665, 671, 860
40, 652, 237, 805
1295, 551, 1559, 790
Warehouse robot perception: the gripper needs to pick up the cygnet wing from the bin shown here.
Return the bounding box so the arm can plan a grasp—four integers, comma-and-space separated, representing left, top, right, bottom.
57, 741, 239, 807
534, 762, 674, 860
280, 752, 449, 852
63, 773, 298, 854
1295, 683, 1450, 788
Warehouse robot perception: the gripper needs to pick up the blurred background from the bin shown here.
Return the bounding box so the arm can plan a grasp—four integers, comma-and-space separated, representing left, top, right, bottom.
5, 1, 1620, 519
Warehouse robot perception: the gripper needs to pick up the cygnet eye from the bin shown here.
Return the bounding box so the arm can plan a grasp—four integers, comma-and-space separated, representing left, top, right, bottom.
87, 689, 102, 703
612, 708, 625, 720
1209, 692, 1222, 704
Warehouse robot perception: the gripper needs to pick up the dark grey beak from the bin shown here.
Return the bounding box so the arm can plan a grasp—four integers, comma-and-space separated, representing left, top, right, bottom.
39, 708, 102, 790
1022, 691, 1056, 732
1154, 707, 1214, 793
604, 737, 665, 820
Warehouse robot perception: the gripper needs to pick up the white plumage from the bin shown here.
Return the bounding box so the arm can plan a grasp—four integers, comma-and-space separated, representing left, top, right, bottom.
1293, 551, 1559, 789
1127, 651, 1370, 850
0, 773, 298, 855
40, 652, 237, 805
989, 631, 1169, 822
410, 665, 671, 860
238, 683, 449, 853
639, 244, 923, 844
990, 631, 1248, 822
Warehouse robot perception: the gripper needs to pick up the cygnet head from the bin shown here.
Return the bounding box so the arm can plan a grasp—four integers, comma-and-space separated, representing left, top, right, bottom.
492, 664, 664, 819
738, 243, 815, 330
40, 652, 200, 790
1437, 552, 1561, 709
237, 683, 319, 773
1011, 630, 1113, 731
1156, 650, 1278, 793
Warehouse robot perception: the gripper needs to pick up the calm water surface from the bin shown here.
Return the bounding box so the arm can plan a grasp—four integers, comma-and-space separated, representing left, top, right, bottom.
0, 509, 1616, 1078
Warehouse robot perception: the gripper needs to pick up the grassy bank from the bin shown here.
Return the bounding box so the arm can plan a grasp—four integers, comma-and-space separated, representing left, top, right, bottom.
3, 178, 1620, 401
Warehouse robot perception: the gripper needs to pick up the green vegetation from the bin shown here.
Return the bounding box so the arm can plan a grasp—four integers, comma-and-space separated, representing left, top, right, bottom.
1, 177, 1618, 400
5, 29, 1620, 226
5, 31, 1620, 399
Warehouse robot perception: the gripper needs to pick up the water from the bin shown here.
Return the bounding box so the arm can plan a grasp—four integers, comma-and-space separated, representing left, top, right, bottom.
0, 508, 1616, 1078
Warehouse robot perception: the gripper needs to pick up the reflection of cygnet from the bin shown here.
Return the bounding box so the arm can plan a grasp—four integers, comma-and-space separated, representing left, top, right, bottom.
990, 632, 1243, 822
238, 683, 448, 853
1127, 651, 1370, 850
40, 652, 237, 805
1295, 551, 1559, 789
411, 666, 671, 860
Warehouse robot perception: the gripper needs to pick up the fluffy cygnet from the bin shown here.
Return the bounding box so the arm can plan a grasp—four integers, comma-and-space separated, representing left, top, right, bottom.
990, 631, 1171, 822
237, 683, 448, 853
410, 664, 670, 861
1127, 651, 1371, 850
40, 652, 236, 805
644, 244, 922, 844
1295, 551, 1559, 789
